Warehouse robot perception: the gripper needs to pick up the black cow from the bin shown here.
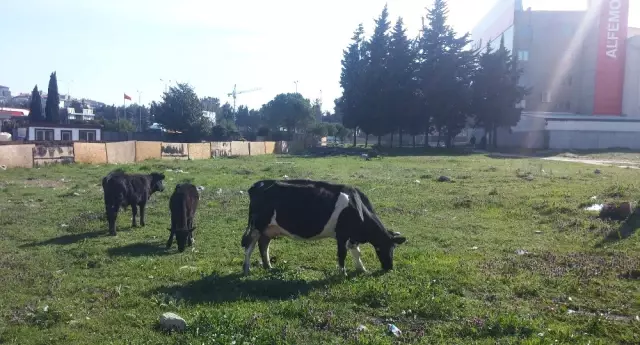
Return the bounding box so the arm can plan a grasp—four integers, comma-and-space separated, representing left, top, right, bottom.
167, 183, 200, 252
241, 179, 406, 275
101, 169, 166, 236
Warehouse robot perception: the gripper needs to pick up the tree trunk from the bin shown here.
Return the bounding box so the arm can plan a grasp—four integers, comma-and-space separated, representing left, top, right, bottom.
353, 128, 357, 147
377, 135, 381, 146
399, 130, 403, 148
390, 132, 394, 148
412, 135, 416, 148
492, 127, 498, 149
365, 134, 369, 148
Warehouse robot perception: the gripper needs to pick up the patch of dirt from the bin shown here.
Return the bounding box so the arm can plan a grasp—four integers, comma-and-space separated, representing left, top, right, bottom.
481, 252, 640, 280
22, 178, 65, 188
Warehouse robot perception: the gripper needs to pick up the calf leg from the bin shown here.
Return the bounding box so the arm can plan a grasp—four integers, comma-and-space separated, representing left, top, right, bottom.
258, 235, 272, 269
242, 230, 260, 275
347, 240, 367, 272
187, 218, 194, 246
166, 232, 175, 249
106, 206, 118, 236
139, 202, 146, 227
131, 205, 138, 228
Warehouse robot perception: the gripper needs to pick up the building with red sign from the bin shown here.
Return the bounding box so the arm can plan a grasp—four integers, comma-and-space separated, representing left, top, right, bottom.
471, 0, 640, 149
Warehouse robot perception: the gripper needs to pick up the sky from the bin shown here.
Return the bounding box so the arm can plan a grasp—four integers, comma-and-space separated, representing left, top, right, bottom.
1, 0, 639, 112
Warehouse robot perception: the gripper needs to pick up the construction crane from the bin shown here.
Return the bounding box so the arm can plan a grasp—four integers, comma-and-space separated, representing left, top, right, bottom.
227, 84, 262, 111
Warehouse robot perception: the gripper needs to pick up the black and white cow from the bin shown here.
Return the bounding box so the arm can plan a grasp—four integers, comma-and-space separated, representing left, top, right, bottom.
241, 179, 406, 275
167, 183, 200, 252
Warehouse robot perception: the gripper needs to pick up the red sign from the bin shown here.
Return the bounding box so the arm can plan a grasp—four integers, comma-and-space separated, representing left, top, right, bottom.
593, 0, 629, 115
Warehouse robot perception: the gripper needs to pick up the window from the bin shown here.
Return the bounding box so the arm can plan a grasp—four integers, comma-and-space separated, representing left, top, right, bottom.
61, 130, 72, 141
541, 92, 551, 103
517, 50, 529, 61
35, 129, 54, 141
79, 130, 96, 142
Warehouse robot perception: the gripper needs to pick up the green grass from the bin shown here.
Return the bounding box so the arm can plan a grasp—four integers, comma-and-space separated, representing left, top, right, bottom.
1, 153, 640, 344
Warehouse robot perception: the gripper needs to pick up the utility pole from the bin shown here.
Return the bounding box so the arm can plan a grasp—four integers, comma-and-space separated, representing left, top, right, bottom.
294, 80, 299, 93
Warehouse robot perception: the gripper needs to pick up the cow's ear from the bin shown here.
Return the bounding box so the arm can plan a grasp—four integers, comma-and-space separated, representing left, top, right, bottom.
393, 236, 407, 245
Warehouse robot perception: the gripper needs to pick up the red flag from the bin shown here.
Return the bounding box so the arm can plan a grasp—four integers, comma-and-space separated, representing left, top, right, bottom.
124, 93, 132, 100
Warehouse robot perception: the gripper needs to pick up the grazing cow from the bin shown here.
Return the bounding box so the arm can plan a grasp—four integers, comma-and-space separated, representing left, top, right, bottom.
101, 169, 166, 236
167, 183, 200, 252
241, 179, 406, 275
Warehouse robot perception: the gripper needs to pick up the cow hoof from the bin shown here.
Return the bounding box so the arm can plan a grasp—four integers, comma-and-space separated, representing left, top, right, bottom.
131, 224, 138, 228
109, 232, 117, 237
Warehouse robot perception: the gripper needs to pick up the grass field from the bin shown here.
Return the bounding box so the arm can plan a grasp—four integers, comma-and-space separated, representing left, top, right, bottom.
1, 152, 640, 344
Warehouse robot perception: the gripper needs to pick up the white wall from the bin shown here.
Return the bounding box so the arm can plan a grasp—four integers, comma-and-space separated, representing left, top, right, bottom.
623, 36, 640, 118
28, 126, 101, 141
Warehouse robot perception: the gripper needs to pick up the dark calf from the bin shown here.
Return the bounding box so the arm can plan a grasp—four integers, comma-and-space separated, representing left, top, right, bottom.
167, 183, 200, 252
101, 169, 165, 236
241, 179, 406, 275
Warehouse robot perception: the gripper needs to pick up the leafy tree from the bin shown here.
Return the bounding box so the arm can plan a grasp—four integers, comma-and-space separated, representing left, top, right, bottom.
28, 85, 44, 122
201, 97, 221, 114
70, 100, 83, 113
235, 105, 251, 130
101, 118, 136, 132
325, 123, 337, 137
153, 83, 210, 141
262, 93, 313, 139
473, 36, 528, 148
339, 24, 368, 146
310, 123, 328, 138
418, 0, 476, 147
45, 71, 60, 123
218, 102, 235, 123
364, 5, 392, 145
211, 119, 239, 141
335, 123, 350, 143
311, 99, 323, 123
387, 17, 417, 147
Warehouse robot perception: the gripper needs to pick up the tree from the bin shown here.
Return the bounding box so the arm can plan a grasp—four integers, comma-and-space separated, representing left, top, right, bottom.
339, 24, 368, 146
218, 102, 235, 123
417, 0, 476, 148
364, 5, 392, 145
262, 93, 313, 139
325, 123, 337, 137
473, 36, 528, 148
311, 99, 323, 123
387, 17, 417, 147
310, 123, 328, 138
28, 86, 44, 122
235, 105, 251, 130
101, 118, 136, 132
335, 123, 351, 143
153, 83, 210, 141
45, 71, 60, 123
201, 97, 221, 114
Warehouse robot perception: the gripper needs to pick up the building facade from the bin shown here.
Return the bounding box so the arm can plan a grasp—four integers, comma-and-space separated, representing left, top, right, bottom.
471, 0, 636, 117
0, 86, 11, 105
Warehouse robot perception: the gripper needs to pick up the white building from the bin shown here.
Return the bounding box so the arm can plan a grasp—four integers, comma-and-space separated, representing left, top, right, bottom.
18, 123, 102, 141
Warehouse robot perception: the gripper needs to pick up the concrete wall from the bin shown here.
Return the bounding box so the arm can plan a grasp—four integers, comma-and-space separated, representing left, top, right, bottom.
249, 141, 266, 155
135, 141, 161, 162
231, 141, 250, 156
211, 142, 232, 157
106, 141, 136, 164
0, 144, 35, 168
188, 143, 211, 160
623, 36, 640, 118
496, 128, 547, 149
33, 145, 74, 166
74, 142, 107, 164
264, 141, 276, 154
161, 143, 189, 159
549, 130, 640, 150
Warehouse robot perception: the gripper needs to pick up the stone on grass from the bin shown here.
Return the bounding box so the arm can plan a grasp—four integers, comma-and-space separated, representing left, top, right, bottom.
437, 176, 451, 182
160, 312, 187, 332
594, 169, 602, 174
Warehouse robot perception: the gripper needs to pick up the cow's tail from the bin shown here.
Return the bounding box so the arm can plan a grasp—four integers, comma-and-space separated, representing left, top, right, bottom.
347, 188, 365, 222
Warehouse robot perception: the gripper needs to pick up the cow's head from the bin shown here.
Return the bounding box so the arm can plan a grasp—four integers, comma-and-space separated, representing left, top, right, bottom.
168, 227, 196, 252
150, 172, 166, 193
373, 231, 406, 271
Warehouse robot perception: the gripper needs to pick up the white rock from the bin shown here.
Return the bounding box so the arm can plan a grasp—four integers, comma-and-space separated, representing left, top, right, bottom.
160, 312, 187, 331
356, 324, 367, 332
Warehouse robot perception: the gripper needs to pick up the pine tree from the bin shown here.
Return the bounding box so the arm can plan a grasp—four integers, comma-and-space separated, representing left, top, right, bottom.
45, 71, 60, 123
473, 35, 528, 148
340, 23, 367, 146
418, 0, 476, 148
364, 4, 392, 146
28, 85, 44, 122
387, 17, 416, 148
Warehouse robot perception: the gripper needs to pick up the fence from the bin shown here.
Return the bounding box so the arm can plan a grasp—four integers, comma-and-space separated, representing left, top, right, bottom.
0, 140, 290, 169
